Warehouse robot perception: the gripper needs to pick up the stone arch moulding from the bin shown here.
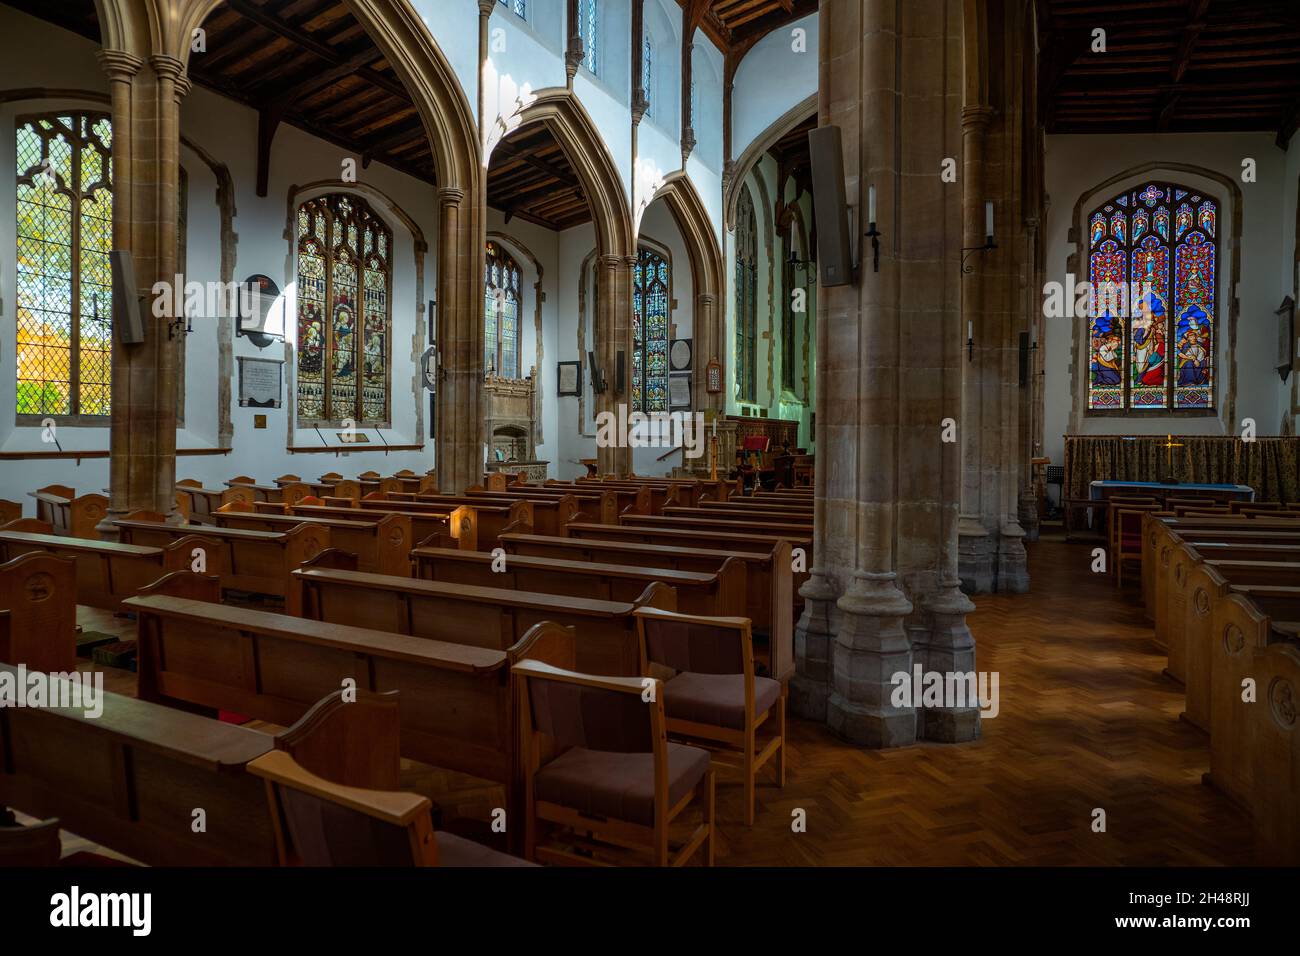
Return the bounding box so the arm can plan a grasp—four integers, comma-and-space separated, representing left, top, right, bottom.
725, 92, 817, 232
487, 229, 546, 448
282, 180, 429, 443
498, 88, 634, 473
1065, 161, 1242, 438
647, 172, 724, 411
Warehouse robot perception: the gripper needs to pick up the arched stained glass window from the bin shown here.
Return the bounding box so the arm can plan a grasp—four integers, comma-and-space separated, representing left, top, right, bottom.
295, 193, 392, 425
497, 0, 526, 18
642, 35, 654, 118
578, 0, 599, 75
632, 245, 670, 412
15, 112, 113, 420
735, 187, 758, 405
1087, 182, 1217, 412
485, 242, 521, 378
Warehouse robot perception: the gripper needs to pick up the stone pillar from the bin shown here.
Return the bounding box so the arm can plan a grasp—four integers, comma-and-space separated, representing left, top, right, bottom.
99, 49, 189, 527
436, 185, 485, 493
799, 0, 975, 747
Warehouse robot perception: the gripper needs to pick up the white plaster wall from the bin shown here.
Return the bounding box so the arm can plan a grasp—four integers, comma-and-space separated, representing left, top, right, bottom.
410, 0, 481, 125
1041, 132, 1289, 467
732, 13, 817, 161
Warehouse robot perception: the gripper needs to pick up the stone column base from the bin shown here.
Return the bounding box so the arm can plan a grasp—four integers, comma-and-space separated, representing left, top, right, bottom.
918, 582, 981, 742
826, 572, 916, 748
1018, 489, 1040, 543
958, 515, 994, 594
997, 523, 1030, 593
790, 571, 838, 721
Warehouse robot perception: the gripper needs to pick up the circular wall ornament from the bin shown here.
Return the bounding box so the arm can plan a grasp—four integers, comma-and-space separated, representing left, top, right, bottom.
669, 339, 692, 371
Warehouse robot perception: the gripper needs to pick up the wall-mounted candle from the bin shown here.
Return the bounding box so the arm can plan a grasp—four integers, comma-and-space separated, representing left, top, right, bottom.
967, 320, 974, 340
712, 415, 717, 438
984, 201, 994, 240
868, 185, 877, 226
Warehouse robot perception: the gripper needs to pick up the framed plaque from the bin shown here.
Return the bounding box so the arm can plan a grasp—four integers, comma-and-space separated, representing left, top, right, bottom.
557, 360, 582, 396
705, 358, 723, 394
669, 338, 693, 372
238, 356, 283, 408
668, 373, 692, 410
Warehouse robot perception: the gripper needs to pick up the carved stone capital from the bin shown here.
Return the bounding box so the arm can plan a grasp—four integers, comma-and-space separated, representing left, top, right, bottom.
437, 186, 466, 207
149, 54, 187, 85
96, 49, 143, 82
961, 105, 996, 133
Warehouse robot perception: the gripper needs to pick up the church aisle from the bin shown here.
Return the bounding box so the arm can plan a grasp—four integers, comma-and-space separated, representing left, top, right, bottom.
715, 540, 1253, 866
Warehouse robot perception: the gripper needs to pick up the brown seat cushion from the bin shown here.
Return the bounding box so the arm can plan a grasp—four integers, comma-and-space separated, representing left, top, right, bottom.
664, 673, 781, 730
534, 743, 710, 826
434, 832, 537, 867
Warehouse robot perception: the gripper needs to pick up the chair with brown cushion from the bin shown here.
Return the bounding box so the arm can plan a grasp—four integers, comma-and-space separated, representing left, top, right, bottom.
635, 607, 785, 826
514, 659, 714, 867
248, 750, 534, 867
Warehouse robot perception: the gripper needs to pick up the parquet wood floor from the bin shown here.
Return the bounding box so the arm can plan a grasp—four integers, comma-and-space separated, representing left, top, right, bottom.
64, 539, 1252, 866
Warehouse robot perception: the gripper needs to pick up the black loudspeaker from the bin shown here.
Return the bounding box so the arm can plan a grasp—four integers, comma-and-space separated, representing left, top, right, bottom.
587, 350, 605, 393
110, 250, 145, 345
1018, 331, 1030, 387
807, 125, 853, 287
616, 350, 626, 394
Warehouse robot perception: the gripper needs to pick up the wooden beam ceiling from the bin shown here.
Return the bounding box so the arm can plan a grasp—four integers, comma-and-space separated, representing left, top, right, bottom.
1039, 0, 1300, 139
487, 124, 591, 232
1, 0, 438, 191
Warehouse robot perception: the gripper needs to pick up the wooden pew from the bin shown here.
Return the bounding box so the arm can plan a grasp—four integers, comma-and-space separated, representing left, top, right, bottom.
0, 501, 20, 525
413, 545, 747, 618
114, 516, 339, 601
573, 478, 687, 514
468, 485, 618, 525
354, 495, 530, 548
0, 552, 76, 671
175, 479, 253, 525
214, 504, 413, 577
499, 532, 794, 683
660, 505, 814, 527
27, 485, 107, 540
129, 593, 575, 840
0, 663, 279, 865
1206, 588, 1300, 830
224, 478, 314, 506
1248, 616, 1300, 864
0, 523, 222, 611
293, 567, 676, 676
392, 492, 580, 536
1143, 513, 1300, 623
619, 513, 813, 542
542, 479, 651, 516
268, 498, 489, 551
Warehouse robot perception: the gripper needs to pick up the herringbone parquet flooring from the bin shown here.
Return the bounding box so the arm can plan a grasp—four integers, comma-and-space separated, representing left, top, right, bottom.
73, 539, 1251, 866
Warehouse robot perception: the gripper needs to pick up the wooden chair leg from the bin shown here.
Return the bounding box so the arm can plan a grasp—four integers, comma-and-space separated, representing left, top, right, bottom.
655, 814, 669, 867
706, 769, 716, 867
743, 726, 756, 826
776, 696, 787, 788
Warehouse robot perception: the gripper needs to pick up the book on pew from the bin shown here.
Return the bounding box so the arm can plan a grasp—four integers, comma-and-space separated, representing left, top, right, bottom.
91, 641, 138, 671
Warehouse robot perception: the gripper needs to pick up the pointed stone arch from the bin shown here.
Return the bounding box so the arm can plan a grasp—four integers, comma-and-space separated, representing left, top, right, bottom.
724, 93, 817, 231
646, 173, 724, 414
498, 88, 635, 472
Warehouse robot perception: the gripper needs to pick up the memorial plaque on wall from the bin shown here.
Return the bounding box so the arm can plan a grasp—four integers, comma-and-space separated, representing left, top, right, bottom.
668, 373, 692, 410
238, 356, 283, 408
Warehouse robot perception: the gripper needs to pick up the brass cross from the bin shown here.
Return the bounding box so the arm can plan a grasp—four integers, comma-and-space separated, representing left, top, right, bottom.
1163, 433, 1184, 477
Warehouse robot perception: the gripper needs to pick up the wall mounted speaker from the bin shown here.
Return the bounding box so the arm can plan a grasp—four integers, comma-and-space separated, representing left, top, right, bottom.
587, 350, 605, 394
1018, 331, 1030, 387
110, 250, 145, 345
616, 350, 626, 394
807, 125, 853, 287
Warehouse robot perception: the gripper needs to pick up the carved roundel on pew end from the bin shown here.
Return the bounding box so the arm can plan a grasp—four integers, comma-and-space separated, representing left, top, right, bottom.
1270, 678, 1296, 730
1194, 588, 1210, 616
1160, 548, 1170, 569
1174, 563, 1184, 586
389, 525, 405, 547
1223, 624, 1245, 656
24, 572, 55, 603
460, 516, 472, 536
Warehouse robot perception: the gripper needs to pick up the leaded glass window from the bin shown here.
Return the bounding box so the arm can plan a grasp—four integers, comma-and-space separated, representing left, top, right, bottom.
642, 35, 653, 117
578, 0, 599, 75
15, 112, 113, 420
632, 246, 670, 412
735, 188, 758, 405
485, 242, 522, 379
497, 0, 526, 17
1087, 182, 1217, 412
295, 193, 392, 425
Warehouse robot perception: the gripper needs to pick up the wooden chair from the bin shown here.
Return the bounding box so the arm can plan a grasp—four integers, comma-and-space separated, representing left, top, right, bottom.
248, 750, 533, 867
0, 817, 61, 866
635, 607, 785, 826
515, 659, 714, 866
1110, 503, 1162, 587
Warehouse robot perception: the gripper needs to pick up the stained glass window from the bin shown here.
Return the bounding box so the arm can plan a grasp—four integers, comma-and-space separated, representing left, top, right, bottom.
632, 246, 670, 412
735, 188, 758, 405
578, 0, 598, 75
1086, 182, 1217, 412
295, 193, 392, 424
15, 112, 113, 419
642, 35, 653, 117
497, 0, 526, 17
484, 242, 522, 379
